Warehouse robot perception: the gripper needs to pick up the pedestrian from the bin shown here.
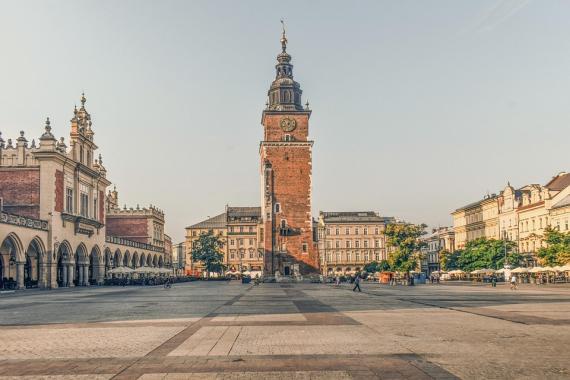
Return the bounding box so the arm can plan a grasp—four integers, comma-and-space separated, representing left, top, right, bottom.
491, 276, 497, 288
335, 275, 340, 286
353, 273, 362, 292
510, 275, 518, 290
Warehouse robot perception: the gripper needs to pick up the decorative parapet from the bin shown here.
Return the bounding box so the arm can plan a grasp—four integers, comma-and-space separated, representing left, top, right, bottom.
0, 211, 48, 231
105, 235, 165, 253
107, 205, 165, 221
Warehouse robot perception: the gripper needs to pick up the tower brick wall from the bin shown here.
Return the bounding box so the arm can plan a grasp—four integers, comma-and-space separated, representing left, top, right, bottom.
105, 217, 148, 243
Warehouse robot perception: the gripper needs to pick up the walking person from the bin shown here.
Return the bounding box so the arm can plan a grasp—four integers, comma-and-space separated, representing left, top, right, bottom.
353, 273, 362, 292
510, 275, 518, 290
335, 275, 340, 286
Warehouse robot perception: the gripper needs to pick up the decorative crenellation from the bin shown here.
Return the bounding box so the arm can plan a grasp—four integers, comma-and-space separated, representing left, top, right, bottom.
107, 205, 165, 220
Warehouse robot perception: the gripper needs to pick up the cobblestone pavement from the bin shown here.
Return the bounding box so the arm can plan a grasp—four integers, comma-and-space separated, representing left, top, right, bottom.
1, 281, 570, 379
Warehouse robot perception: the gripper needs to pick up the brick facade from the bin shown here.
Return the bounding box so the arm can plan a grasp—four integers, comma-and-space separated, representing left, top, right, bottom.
54, 170, 64, 213
0, 169, 40, 218
99, 190, 105, 222
105, 217, 148, 243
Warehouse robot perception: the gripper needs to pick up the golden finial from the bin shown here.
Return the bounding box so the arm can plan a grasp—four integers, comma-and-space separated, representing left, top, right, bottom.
280, 19, 288, 52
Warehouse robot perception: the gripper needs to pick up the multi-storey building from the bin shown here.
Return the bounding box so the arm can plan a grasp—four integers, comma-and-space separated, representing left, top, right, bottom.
260, 26, 319, 276
420, 227, 455, 276
452, 172, 570, 265
452, 194, 499, 249
317, 211, 395, 276
517, 173, 570, 258
171, 242, 185, 275
0, 94, 170, 289
185, 206, 264, 277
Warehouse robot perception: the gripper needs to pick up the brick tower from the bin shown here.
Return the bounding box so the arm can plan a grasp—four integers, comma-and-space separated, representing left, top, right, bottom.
260, 24, 319, 276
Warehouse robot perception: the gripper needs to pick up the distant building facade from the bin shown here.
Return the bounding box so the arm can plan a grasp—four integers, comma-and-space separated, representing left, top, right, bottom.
317, 211, 395, 276
420, 227, 454, 276
184, 206, 264, 277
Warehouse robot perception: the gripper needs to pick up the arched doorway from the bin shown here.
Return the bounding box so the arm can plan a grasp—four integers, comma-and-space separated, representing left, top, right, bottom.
132, 252, 139, 269
140, 252, 146, 267
146, 254, 152, 267
158, 256, 164, 268
24, 239, 42, 288
74, 244, 88, 286
0, 234, 22, 289
123, 251, 131, 268
152, 255, 158, 268
113, 250, 122, 268
56, 242, 72, 287
89, 246, 101, 285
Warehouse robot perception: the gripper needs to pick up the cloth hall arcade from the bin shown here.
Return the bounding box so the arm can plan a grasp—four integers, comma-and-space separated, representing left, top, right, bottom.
0, 94, 170, 290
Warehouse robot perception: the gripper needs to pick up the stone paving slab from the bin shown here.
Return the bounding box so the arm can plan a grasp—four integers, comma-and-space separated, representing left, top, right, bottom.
138, 370, 356, 379
0, 326, 185, 359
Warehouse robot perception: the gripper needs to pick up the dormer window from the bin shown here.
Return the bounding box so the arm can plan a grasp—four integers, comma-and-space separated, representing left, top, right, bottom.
275, 203, 281, 213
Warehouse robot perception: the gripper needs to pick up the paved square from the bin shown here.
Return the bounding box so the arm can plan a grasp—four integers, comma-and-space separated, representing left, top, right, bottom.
1, 281, 569, 379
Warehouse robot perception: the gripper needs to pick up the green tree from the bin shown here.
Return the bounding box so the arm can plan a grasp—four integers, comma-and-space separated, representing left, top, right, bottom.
439, 249, 459, 271
364, 259, 391, 273
537, 227, 570, 265
454, 238, 519, 271
385, 223, 427, 272
191, 231, 225, 279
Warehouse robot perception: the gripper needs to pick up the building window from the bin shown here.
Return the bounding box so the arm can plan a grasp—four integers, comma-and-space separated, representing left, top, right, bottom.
80, 193, 88, 217
336, 252, 341, 262
364, 252, 370, 262
374, 227, 379, 235
327, 253, 332, 262
347, 252, 352, 261
346, 241, 351, 248
65, 188, 73, 213
249, 238, 253, 245
230, 239, 235, 246
345, 227, 350, 234
375, 253, 380, 261
302, 243, 308, 253
355, 241, 360, 248
364, 240, 368, 248
238, 239, 243, 246
249, 226, 254, 233
249, 251, 253, 259
335, 241, 340, 248
239, 226, 243, 233
192, 231, 197, 237
231, 253, 235, 259
355, 228, 359, 235
355, 252, 360, 261
326, 228, 330, 235
375, 240, 380, 248
335, 228, 340, 235
364, 228, 368, 235
326, 241, 331, 249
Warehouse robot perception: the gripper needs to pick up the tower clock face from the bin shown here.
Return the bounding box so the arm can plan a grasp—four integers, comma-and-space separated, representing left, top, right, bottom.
280, 117, 297, 132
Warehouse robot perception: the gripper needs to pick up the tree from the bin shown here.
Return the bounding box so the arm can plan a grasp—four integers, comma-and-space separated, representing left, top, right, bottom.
453, 238, 519, 271
384, 223, 427, 273
364, 259, 391, 273
537, 227, 570, 265
439, 249, 459, 271
191, 231, 225, 278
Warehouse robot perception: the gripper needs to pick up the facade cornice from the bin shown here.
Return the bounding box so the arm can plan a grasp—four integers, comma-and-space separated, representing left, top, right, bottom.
260, 141, 314, 149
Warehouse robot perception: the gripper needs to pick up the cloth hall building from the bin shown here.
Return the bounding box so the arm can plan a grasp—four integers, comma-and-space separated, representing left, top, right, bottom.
0, 94, 170, 290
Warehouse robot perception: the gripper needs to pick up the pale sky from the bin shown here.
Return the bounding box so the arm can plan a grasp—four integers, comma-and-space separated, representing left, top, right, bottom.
1, 0, 569, 243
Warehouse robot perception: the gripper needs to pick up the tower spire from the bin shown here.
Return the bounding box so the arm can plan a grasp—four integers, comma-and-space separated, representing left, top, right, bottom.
266, 21, 304, 112
280, 19, 288, 53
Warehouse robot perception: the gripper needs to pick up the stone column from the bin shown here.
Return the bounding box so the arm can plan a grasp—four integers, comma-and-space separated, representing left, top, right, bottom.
62, 265, 68, 287
83, 265, 90, 286
67, 264, 74, 287
16, 262, 25, 289
78, 264, 84, 286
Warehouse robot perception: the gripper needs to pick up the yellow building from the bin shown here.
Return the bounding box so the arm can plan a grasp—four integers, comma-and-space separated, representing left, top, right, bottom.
184, 206, 263, 277
317, 211, 395, 276
452, 194, 498, 249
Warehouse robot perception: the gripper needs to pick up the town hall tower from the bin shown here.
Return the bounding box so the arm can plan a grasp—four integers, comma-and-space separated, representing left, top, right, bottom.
260, 25, 319, 275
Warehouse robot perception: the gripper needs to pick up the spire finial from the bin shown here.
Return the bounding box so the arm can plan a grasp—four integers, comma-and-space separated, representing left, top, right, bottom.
280, 19, 287, 52
45, 117, 51, 133
81, 92, 86, 107
98, 153, 102, 164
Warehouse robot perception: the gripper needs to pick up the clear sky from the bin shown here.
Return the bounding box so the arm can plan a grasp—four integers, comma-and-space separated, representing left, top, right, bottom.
1, 0, 569, 243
